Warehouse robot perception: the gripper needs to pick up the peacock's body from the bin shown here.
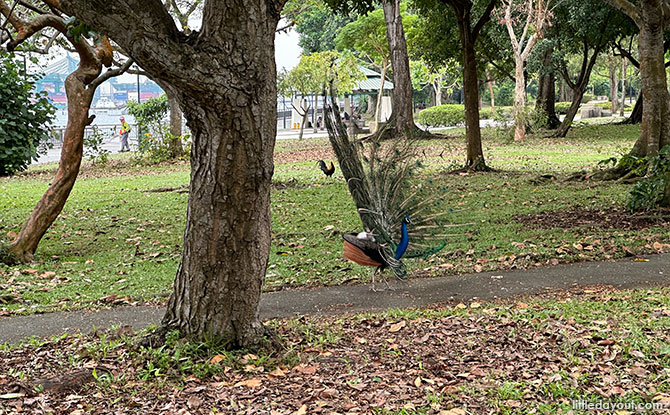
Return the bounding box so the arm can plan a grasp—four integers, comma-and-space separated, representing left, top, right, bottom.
322, 84, 463, 289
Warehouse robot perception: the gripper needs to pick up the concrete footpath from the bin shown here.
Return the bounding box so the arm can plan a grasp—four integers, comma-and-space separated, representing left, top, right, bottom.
1, 254, 668, 344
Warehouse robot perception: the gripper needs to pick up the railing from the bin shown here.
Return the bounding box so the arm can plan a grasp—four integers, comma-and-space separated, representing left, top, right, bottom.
49, 123, 139, 147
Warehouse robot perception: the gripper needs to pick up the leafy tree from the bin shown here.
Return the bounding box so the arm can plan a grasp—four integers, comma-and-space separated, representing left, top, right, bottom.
336, 8, 392, 126
410, 59, 460, 106
412, 0, 498, 171
0, 53, 54, 176
279, 51, 364, 138
497, 0, 552, 141
284, 0, 357, 53
1, 1, 132, 264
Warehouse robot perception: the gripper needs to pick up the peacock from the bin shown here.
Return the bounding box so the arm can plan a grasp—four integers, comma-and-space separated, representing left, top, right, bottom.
322, 83, 464, 290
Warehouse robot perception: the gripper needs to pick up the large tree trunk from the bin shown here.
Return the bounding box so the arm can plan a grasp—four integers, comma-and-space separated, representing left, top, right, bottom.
512, 59, 526, 141
381, 0, 424, 138
58, 0, 284, 347
636, 4, 670, 159
621, 92, 642, 124
461, 33, 487, 170
535, 48, 560, 129
609, 62, 619, 114
5, 52, 100, 263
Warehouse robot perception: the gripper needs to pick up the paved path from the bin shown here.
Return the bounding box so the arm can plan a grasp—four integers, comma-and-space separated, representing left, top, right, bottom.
1, 254, 668, 344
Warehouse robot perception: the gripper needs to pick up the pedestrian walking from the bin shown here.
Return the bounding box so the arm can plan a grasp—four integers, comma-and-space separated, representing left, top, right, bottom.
119, 116, 131, 152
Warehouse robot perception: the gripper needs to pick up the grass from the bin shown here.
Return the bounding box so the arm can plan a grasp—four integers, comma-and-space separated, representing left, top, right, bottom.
0, 122, 668, 315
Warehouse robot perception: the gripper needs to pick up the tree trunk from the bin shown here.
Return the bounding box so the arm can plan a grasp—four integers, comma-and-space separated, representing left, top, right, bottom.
435, 81, 442, 106
636, 3, 670, 159
461, 30, 487, 170
620, 56, 627, 117
554, 88, 583, 137
536, 48, 560, 129
486, 69, 495, 114
313, 94, 319, 133
381, 0, 424, 138
58, 0, 284, 348
622, 92, 642, 124
513, 58, 526, 141
5, 58, 97, 263
375, 61, 388, 127
609, 62, 619, 114
166, 89, 183, 158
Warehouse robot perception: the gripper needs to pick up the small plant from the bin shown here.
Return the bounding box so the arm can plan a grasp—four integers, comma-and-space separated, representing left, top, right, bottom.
627, 146, 670, 212
83, 126, 110, 165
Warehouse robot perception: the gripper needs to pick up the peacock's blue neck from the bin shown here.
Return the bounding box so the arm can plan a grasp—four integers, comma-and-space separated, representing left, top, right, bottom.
395, 220, 409, 260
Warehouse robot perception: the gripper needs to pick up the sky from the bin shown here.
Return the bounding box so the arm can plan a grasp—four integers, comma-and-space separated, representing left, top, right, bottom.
275, 28, 302, 71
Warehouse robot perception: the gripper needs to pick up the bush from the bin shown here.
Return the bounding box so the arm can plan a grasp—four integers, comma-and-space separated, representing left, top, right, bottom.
416, 105, 513, 128
415, 104, 465, 128
127, 95, 188, 163
555, 102, 572, 114
581, 93, 594, 104
627, 146, 670, 212
0, 53, 55, 176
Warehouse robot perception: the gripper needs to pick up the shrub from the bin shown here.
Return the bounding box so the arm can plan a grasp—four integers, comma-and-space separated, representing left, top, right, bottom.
416, 105, 513, 128
127, 95, 188, 163
415, 104, 465, 128
555, 102, 572, 114
581, 93, 594, 104
0, 53, 55, 176
83, 126, 110, 165
627, 146, 670, 212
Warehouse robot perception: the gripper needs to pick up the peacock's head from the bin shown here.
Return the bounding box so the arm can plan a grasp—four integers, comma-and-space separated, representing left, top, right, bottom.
402, 216, 412, 225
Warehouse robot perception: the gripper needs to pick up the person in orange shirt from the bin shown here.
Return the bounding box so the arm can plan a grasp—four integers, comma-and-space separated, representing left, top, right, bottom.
119, 116, 131, 152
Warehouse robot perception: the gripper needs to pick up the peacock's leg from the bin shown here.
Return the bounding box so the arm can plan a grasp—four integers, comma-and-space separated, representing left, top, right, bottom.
370, 267, 378, 292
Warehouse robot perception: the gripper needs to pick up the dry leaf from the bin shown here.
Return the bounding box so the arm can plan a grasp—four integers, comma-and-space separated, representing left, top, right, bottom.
291, 405, 307, 415
234, 378, 262, 388
210, 354, 226, 364
389, 321, 406, 333
440, 409, 466, 415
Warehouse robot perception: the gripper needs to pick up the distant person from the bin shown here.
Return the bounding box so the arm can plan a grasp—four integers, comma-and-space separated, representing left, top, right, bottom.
119, 116, 131, 152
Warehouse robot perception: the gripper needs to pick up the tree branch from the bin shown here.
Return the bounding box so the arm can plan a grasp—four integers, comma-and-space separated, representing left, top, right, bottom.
90, 58, 133, 89
472, 0, 497, 39
601, 0, 640, 26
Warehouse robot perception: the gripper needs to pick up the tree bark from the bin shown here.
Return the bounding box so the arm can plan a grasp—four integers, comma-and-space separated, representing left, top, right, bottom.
166, 88, 183, 158
6, 62, 97, 263
513, 59, 526, 141
609, 61, 619, 114
620, 56, 627, 116
535, 48, 560, 129
381, 0, 425, 138
375, 61, 388, 127
462, 31, 487, 170
58, 0, 284, 347
555, 89, 583, 137
636, 0, 670, 159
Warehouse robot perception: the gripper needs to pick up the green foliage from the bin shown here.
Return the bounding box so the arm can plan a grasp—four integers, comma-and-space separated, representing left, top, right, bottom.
415, 104, 465, 128
278, 50, 364, 97
284, 0, 357, 54
581, 93, 594, 104
416, 104, 512, 128
0, 53, 55, 176
555, 102, 573, 115
83, 126, 110, 165
627, 146, 670, 212
127, 95, 187, 163
126, 95, 169, 128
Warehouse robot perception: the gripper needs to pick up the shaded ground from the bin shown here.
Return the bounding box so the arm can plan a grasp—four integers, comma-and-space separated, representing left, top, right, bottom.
517, 208, 670, 231
0, 285, 668, 414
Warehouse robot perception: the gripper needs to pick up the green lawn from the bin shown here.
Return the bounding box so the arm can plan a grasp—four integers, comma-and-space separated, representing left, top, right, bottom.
0, 123, 668, 315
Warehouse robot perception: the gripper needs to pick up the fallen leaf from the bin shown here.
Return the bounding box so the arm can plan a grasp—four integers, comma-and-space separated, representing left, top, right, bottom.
292, 405, 307, 415
440, 409, 466, 415
389, 321, 406, 333
234, 378, 262, 388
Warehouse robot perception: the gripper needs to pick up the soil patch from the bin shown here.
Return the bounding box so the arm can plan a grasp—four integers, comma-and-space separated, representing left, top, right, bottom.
516, 207, 670, 230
